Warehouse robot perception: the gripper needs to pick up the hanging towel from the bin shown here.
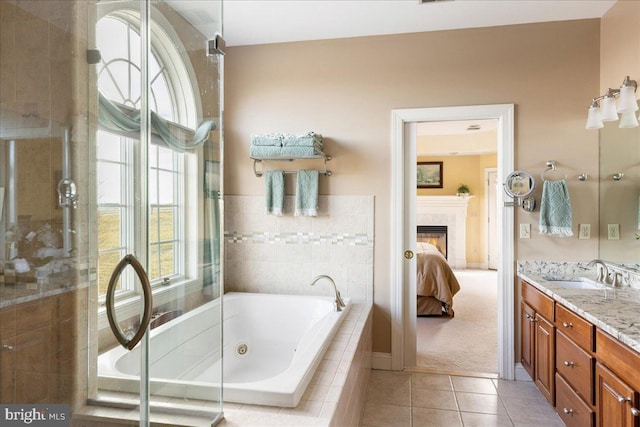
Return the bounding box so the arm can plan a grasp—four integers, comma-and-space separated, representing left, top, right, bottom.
539, 179, 573, 237
295, 170, 319, 217
265, 170, 285, 216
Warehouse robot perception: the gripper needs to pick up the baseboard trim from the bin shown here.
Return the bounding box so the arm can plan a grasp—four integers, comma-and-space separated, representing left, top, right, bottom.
373, 352, 392, 370
515, 363, 533, 381
466, 262, 489, 270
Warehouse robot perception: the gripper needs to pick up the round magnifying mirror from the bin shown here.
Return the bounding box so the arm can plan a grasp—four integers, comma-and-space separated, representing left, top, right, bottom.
503, 170, 535, 199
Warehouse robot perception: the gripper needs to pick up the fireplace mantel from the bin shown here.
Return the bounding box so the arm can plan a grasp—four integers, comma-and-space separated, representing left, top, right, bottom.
416, 195, 472, 269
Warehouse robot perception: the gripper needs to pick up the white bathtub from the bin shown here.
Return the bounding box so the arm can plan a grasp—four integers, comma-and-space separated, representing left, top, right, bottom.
98, 292, 351, 407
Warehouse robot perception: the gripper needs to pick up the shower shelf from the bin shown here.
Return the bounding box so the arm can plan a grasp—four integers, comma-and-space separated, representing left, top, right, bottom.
251, 154, 332, 177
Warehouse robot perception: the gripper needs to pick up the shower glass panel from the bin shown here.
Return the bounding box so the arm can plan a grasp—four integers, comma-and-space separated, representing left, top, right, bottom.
93, 0, 224, 424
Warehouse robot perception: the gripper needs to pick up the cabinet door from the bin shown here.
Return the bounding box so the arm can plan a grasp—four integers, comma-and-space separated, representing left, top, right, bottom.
535, 313, 555, 405
521, 302, 535, 379
596, 362, 638, 427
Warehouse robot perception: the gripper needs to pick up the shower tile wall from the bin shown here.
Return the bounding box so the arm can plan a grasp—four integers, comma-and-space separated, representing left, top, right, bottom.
224, 195, 374, 302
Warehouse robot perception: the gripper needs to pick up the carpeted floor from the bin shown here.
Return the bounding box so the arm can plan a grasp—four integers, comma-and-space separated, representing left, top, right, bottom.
416, 269, 498, 374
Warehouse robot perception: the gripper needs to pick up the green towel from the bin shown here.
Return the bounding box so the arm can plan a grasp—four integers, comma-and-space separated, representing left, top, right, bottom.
280, 146, 323, 157
251, 133, 283, 146
250, 146, 282, 158
282, 132, 323, 147
539, 179, 573, 237
265, 170, 285, 216
295, 170, 318, 217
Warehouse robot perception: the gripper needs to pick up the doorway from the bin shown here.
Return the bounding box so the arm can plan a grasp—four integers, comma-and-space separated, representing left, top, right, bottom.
414, 119, 499, 375
389, 104, 516, 380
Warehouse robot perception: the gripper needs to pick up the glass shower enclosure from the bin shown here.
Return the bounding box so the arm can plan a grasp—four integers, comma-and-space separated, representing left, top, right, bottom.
0, 1, 224, 425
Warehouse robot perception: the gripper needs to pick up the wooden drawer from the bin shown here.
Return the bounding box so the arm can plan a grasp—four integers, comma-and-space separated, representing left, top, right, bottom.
596, 329, 640, 392
556, 372, 594, 427
521, 280, 554, 321
556, 330, 594, 405
556, 304, 594, 352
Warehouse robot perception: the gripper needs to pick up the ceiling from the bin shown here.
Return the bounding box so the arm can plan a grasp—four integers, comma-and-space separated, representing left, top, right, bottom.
222, 0, 616, 47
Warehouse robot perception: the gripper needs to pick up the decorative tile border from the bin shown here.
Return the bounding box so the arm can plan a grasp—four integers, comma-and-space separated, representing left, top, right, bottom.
225, 231, 372, 247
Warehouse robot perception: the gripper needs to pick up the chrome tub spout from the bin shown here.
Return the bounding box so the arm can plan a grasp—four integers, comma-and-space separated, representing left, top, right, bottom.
309, 274, 346, 312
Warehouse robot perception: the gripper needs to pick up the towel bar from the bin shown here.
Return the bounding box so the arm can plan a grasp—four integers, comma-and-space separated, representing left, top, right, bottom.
252, 155, 332, 177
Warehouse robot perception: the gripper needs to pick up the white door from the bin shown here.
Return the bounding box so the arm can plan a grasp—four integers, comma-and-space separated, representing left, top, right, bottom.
390, 105, 516, 380
487, 169, 498, 270
403, 122, 418, 368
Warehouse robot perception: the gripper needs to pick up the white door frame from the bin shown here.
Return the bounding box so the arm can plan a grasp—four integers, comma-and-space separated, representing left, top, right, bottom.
486, 168, 499, 270
390, 104, 515, 380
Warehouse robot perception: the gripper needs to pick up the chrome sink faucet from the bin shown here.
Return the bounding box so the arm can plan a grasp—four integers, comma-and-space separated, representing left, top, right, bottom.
588, 259, 608, 283
309, 274, 346, 312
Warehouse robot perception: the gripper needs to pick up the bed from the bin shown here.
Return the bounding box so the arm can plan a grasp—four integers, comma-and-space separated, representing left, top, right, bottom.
416, 242, 460, 317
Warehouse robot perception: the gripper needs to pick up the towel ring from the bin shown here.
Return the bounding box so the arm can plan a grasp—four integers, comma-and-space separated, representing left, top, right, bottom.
541, 160, 568, 181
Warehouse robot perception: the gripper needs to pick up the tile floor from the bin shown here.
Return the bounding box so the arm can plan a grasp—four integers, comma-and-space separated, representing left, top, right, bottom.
359, 370, 565, 427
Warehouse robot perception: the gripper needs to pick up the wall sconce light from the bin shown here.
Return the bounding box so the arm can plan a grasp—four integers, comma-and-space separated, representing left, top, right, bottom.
585, 76, 638, 129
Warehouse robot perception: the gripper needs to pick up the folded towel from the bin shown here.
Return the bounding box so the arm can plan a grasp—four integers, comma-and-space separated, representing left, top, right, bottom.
250, 145, 282, 158
282, 132, 323, 147
265, 170, 285, 216
280, 146, 323, 158
539, 179, 573, 237
295, 169, 319, 217
251, 133, 283, 146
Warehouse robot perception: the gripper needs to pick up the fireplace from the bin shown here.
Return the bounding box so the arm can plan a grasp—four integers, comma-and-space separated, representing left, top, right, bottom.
417, 225, 448, 259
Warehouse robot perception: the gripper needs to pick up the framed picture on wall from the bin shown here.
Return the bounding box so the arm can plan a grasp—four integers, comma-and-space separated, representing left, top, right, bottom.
417, 161, 443, 188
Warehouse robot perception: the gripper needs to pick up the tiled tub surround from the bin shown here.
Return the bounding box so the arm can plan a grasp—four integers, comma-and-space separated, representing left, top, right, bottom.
224, 195, 374, 302
518, 261, 640, 353
73, 302, 373, 426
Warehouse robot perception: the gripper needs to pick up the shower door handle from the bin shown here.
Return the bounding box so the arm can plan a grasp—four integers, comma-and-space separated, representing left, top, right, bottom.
106, 254, 153, 350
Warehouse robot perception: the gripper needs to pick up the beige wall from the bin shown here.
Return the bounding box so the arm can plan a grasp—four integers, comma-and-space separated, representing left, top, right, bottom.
225, 19, 601, 354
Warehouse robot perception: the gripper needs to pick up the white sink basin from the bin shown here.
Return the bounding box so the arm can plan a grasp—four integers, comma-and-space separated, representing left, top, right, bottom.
544, 277, 608, 290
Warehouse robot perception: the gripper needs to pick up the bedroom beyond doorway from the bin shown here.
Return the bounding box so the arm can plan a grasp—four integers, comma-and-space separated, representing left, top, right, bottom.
416, 269, 498, 375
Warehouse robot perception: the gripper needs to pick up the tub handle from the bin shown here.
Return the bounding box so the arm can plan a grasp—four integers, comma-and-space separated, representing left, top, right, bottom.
106, 254, 153, 350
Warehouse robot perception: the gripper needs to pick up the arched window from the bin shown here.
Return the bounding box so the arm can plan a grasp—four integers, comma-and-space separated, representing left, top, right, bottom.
96, 11, 198, 299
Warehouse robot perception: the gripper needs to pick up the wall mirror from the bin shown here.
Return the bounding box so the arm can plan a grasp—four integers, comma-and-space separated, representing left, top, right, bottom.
504, 170, 536, 211
599, 124, 640, 265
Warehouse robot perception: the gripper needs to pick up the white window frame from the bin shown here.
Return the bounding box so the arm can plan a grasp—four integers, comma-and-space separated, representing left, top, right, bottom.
95, 7, 204, 330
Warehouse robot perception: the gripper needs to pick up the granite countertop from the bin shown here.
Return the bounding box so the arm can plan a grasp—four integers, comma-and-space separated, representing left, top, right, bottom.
519, 271, 640, 354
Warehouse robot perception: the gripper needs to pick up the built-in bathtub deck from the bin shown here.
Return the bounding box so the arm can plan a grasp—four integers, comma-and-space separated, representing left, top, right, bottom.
73, 302, 373, 426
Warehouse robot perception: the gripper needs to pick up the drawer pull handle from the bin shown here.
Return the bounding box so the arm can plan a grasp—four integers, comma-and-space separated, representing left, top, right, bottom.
563, 322, 573, 328
525, 314, 531, 319
563, 361, 574, 367
563, 408, 573, 415
631, 407, 640, 417
618, 396, 631, 403
530, 317, 537, 323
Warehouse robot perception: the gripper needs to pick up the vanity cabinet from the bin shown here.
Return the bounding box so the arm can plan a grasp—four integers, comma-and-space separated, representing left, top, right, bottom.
521, 278, 640, 426
521, 280, 555, 405
595, 329, 640, 427
554, 302, 596, 427
521, 302, 535, 377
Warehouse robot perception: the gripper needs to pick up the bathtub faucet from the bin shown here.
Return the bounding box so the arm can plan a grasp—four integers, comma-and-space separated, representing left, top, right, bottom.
309, 275, 346, 312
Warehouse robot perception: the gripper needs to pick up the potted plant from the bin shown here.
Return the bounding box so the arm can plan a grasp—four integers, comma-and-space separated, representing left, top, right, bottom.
456, 184, 470, 197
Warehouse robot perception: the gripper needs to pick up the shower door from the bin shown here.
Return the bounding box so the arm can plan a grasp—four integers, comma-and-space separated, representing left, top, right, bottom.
93, 1, 224, 425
